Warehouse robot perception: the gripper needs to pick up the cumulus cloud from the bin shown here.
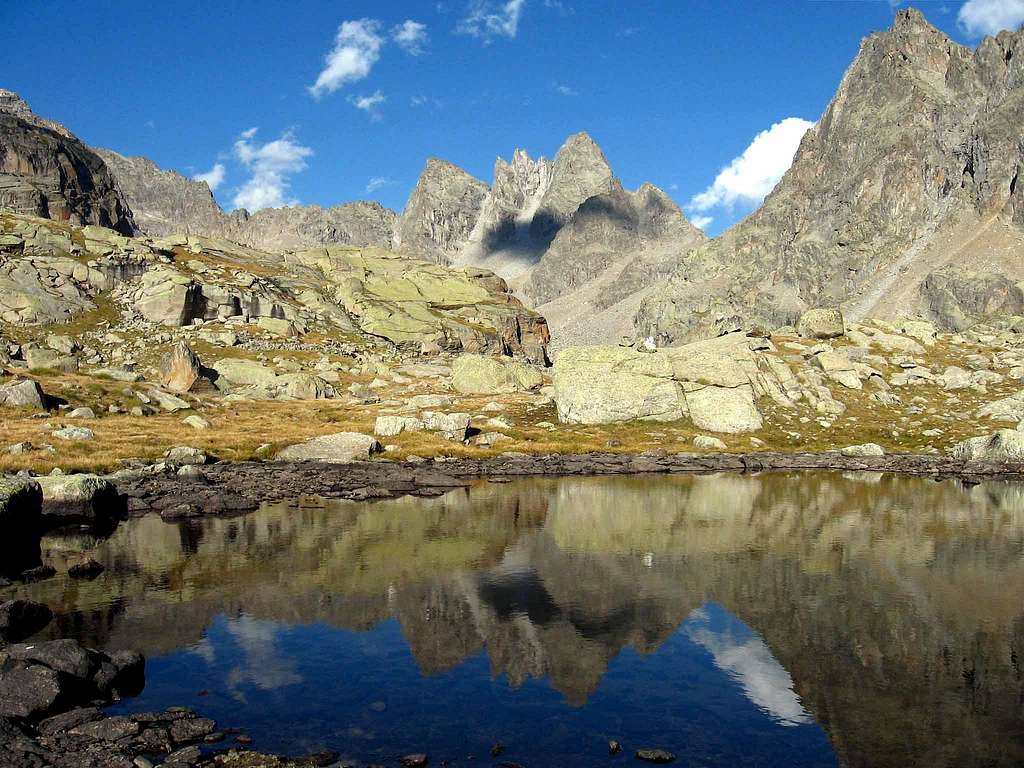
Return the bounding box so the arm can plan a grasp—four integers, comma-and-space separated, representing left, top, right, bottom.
690, 214, 713, 231
192, 163, 225, 191
689, 117, 813, 213
393, 20, 429, 54
457, 0, 525, 41
958, 0, 1024, 37
309, 19, 383, 98
349, 90, 386, 119
365, 176, 394, 194
231, 128, 313, 212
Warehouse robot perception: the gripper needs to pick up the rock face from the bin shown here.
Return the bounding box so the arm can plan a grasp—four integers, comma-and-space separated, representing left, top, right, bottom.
638, 9, 1024, 343
96, 148, 397, 251
393, 158, 489, 264
552, 333, 779, 432
951, 429, 1024, 462
0, 90, 134, 234
920, 266, 1024, 331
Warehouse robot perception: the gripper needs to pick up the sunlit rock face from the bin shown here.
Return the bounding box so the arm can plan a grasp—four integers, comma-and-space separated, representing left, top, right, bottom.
13, 472, 1024, 766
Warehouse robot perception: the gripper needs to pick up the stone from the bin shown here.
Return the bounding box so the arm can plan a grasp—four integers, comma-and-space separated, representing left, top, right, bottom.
51, 425, 95, 441
0, 379, 48, 409
421, 411, 472, 441
159, 341, 210, 393
0, 664, 61, 719
6, 639, 93, 678
976, 391, 1024, 422
24, 346, 79, 373
450, 354, 543, 394
36, 474, 120, 522
952, 430, 1024, 463
375, 415, 425, 437
257, 316, 299, 337
147, 388, 191, 412
0, 599, 52, 642
276, 432, 381, 462
797, 309, 845, 339
68, 559, 105, 579
213, 358, 277, 390
841, 443, 885, 457
0, 478, 42, 540
399, 755, 428, 768
693, 435, 727, 450
45, 334, 78, 355
67, 406, 96, 419
164, 446, 207, 465
183, 414, 211, 430
685, 384, 763, 434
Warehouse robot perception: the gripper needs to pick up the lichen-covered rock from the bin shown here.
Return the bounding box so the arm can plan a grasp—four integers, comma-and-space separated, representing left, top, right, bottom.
951, 430, 1024, 463
374, 415, 424, 437
797, 309, 845, 339
36, 474, 120, 523
450, 354, 543, 394
0, 379, 48, 409
841, 443, 886, 457
275, 432, 381, 462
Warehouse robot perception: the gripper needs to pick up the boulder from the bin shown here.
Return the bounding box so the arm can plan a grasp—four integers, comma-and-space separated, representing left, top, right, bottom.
276, 432, 381, 462
951, 430, 1024, 463
183, 414, 211, 430
693, 435, 727, 450
164, 446, 207, 466
841, 443, 885, 457
685, 385, 763, 433
158, 342, 212, 393
24, 346, 79, 373
976, 391, 1024, 422
146, 388, 191, 412
257, 316, 298, 337
51, 426, 95, 441
421, 411, 472, 441
212, 358, 277, 390
0, 664, 61, 719
0, 379, 48, 409
797, 308, 845, 339
0, 478, 42, 545
276, 373, 333, 400
553, 346, 685, 424
450, 354, 543, 395
375, 415, 425, 437
66, 407, 95, 419
36, 474, 121, 524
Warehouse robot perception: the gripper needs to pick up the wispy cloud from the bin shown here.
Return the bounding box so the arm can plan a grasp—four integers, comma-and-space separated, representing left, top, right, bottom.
690, 214, 713, 231
309, 19, 383, 98
349, 90, 386, 119
552, 81, 577, 96
393, 19, 429, 55
410, 94, 443, 109
365, 176, 394, 194
689, 117, 813, 213
231, 128, 313, 211
616, 25, 641, 37
958, 0, 1024, 37
192, 163, 226, 191
457, 0, 525, 41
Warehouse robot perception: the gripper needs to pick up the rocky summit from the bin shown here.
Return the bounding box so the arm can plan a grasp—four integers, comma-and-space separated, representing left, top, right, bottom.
638, 9, 1024, 343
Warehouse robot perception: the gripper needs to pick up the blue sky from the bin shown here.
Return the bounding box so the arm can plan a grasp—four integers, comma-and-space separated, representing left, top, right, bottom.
3, 1, 1018, 235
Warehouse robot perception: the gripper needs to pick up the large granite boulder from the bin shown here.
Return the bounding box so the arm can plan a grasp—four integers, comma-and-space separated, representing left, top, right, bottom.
797, 308, 845, 339
0, 379, 48, 409
36, 474, 122, 526
276, 432, 381, 462
0, 600, 53, 643
450, 354, 543, 394
159, 342, 214, 393
0, 479, 42, 539
552, 333, 784, 432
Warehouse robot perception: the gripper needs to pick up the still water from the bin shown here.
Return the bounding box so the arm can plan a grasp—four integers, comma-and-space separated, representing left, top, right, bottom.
8, 472, 1024, 767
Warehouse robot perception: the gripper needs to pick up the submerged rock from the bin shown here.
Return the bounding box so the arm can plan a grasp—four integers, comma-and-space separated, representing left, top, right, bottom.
0, 599, 52, 642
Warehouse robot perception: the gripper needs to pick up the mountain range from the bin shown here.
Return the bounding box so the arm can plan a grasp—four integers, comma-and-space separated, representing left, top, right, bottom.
2, 7, 1024, 347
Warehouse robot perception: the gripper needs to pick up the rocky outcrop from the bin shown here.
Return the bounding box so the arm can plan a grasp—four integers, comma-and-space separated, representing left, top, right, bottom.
920, 266, 1024, 331
0, 213, 550, 362
450, 354, 544, 394
96, 148, 397, 250
638, 9, 1024, 343
0, 91, 134, 234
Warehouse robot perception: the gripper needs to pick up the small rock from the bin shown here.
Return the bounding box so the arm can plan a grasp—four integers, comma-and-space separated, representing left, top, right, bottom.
636, 749, 676, 763
693, 435, 727, 450
68, 559, 105, 579
51, 426, 95, 441
67, 407, 96, 419
399, 754, 428, 767
840, 443, 885, 457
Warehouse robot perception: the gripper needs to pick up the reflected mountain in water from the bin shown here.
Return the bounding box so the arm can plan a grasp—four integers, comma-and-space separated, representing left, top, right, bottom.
7, 472, 1024, 767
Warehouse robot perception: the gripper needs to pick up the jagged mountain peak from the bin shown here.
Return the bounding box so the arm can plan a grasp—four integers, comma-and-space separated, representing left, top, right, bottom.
0, 89, 73, 138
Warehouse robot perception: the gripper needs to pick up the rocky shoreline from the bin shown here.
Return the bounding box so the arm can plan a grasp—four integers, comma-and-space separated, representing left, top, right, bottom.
108, 451, 1024, 518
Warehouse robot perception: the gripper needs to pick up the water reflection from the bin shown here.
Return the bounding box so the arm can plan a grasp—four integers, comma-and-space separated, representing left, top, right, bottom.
6, 472, 1024, 767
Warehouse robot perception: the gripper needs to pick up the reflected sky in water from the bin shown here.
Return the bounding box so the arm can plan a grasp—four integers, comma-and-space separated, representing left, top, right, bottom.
8, 471, 1024, 767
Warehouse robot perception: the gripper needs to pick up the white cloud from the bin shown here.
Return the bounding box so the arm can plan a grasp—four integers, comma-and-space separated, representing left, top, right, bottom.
457, 0, 525, 41
192, 163, 225, 191
309, 19, 384, 98
393, 20, 429, 55
410, 94, 442, 109
958, 0, 1024, 36
689, 117, 813, 213
690, 214, 713, 231
349, 90, 386, 119
231, 128, 313, 212
365, 176, 394, 194
552, 81, 577, 96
